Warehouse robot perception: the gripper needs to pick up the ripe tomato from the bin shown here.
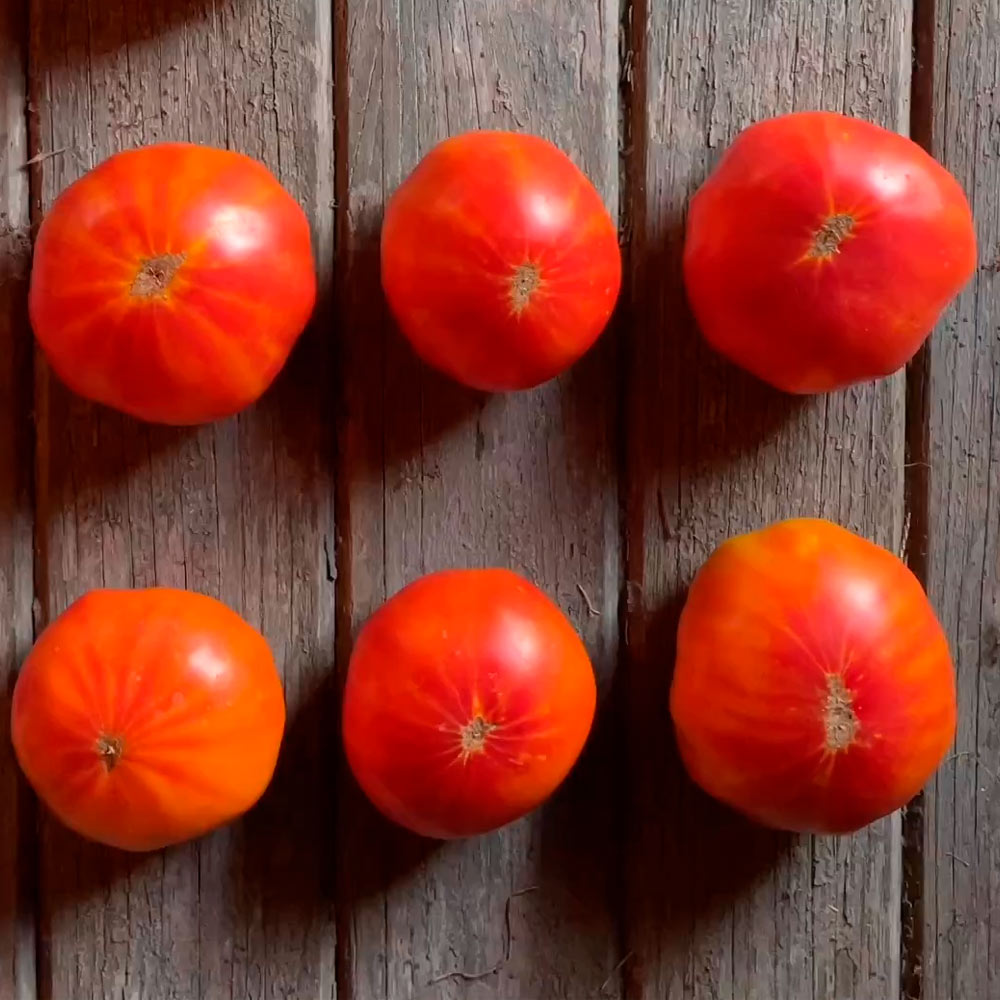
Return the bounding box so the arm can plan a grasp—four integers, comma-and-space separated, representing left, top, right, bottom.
29, 143, 316, 424
342, 569, 597, 838
380, 131, 621, 391
11, 588, 285, 851
670, 519, 956, 834
683, 111, 976, 393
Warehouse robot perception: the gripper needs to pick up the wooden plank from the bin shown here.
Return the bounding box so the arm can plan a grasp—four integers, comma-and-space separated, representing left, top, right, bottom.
1, 2, 37, 997
29, 1, 335, 997
923, 2, 1000, 997
334, 1, 622, 997
624, 2, 910, 998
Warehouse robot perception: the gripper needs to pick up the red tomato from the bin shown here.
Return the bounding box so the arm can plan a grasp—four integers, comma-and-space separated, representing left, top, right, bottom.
380, 131, 622, 391
670, 519, 956, 834
684, 112, 977, 393
342, 569, 597, 838
29, 143, 316, 424
11, 588, 285, 851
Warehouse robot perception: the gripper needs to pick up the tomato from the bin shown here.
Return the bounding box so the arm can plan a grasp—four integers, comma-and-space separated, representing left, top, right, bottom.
380, 131, 621, 391
683, 111, 976, 393
29, 143, 316, 425
342, 569, 597, 838
670, 519, 956, 834
11, 588, 285, 851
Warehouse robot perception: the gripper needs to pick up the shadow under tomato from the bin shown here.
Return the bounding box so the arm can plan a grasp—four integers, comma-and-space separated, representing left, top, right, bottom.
618, 589, 795, 994
337, 202, 485, 499
40, 365, 194, 482
36, 280, 335, 606
561, 298, 622, 490
26, 667, 332, 990
35, 818, 163, 921
242, 653, 436, 922
238, 658, 339, 909
29, 223, 340, 961
626, 198, 811, 517
21, 708, 169, 965
260, 280, 337, 479
34, 651, 344, 955
611, 196, 809, 985
334, 770, 441, 903
330, 703, 625, 995
30, 658, 340, 921
515, 687, 628, 996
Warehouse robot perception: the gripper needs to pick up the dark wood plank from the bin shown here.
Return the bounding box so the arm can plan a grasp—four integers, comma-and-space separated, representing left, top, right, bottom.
624, 2, 910, 998
924, 2, 1000, 997
29, 1, 335, 996
335, 1, 623, 997
1, 2, 37, 997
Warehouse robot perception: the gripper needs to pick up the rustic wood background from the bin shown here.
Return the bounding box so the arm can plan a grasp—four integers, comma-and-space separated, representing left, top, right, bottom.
0, 0, 993, 997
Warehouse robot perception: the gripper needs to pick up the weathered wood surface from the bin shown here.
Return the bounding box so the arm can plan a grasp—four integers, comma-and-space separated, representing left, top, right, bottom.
335, 1, 623, 997
0, 0, 991, 997
0, 2, 35, 998
29, 1, 336, 997
924, 2, 1000, 999
624, 2, 910, 998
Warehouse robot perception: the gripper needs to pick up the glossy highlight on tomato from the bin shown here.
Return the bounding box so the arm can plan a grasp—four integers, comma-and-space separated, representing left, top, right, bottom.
11, 588, 286, 851
683, 111, 977, 393
29, 143, 316, 424
380, 131, 622, 391
670, 518, 956, 834
342, 569, 597, 838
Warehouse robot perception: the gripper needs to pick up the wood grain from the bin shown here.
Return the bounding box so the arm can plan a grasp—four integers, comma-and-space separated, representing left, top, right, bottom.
923, 2, 1000, 998
29, 1, 335, 997
624, 2, 910, 998
0, 1, 36, 997
334, 1, 623, 997
8, 0, 983, 995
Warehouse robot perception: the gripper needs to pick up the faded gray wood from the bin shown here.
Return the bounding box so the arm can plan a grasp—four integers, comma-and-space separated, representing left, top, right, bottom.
8, 0, 987, 996
924, 2, 1000, 998
335, 1, 623, 998
29, 1, 335, 997
0, 2, 36, 998
625, 2, 910, 998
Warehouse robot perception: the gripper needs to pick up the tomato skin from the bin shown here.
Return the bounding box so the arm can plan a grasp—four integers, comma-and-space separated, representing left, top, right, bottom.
11, 588, 285, 851
29, 143, 316, 425
670, 519, 956, 834
683, 111, 977, 393
380, 131, 622, 391
342, 569, 597, 838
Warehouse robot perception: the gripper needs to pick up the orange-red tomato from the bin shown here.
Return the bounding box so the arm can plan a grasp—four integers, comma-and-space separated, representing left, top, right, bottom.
684, 111, 976, 393
380, 131, 622, 391
342, 569, 597, 838
11, 588, 285, 851
29, 143, 316, 425
670, 519, 956, 834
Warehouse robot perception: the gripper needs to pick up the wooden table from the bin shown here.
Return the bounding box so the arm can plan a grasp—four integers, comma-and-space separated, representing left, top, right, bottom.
0, 1, 993, 997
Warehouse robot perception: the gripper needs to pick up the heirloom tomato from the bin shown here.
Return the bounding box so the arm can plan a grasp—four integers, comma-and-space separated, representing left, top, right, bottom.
11, 588, 285, 851
683, 111, 976, 393
29, 143, 316, 424
670, 519, 956, 834
342, 569, 597, 838
380, 131, 621, 391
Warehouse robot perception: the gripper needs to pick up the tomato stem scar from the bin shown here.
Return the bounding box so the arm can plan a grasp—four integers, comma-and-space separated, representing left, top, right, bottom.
824, 675, 858, 751
509, 263, 540, 314
460, 715, 496, 760
131, 252, 186, 298
808, 214, 854, 259
96, 733, 125, 771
